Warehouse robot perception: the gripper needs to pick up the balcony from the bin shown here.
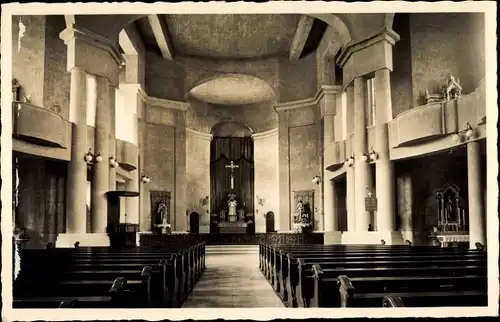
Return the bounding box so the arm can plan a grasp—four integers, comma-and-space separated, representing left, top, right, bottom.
13, 102, 70, 148
389, 80, 486, 148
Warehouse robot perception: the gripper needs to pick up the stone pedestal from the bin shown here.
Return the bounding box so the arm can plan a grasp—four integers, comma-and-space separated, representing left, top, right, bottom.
323, 231, 342, 245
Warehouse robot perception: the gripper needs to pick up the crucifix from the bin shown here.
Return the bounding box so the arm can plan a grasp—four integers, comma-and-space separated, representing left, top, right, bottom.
225, 160, 239, 190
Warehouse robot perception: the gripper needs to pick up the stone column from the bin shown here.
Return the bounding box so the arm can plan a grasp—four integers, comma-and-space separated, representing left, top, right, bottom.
91, 76, 111, 233
108, 84, 117, 191
65, 67, 88, 234
323, 178, 336, 231
345, 84, 356, 232
321, 86, 339, 233
353, 77, 370, 232
278, 110, 291, 231
467, 141, 486, 248
374, 68, 396, 233
120, 84, 141, 225
126, 171, 140, 224
346, 167, 356, 232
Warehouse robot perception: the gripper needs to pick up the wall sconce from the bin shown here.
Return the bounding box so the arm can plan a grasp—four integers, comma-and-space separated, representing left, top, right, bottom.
369, 148, 378, 161
452, 122, 476, 142
141, 174, 151, 183
360, 153, 370, 162
109, 156, 119, 168
84, 149, 102, 164
345, 155, 355, 167
312, 176, 321, 185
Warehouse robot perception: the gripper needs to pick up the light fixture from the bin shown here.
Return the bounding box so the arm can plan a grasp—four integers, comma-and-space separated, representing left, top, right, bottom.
94, 153, 103, 163
109, 156, 119, 168
84, 149, 102, 164
369, 148, 378, 161
453, 121, 476, 142
360, 153, 369, 162
465, 122, 475, 139
84, 149, 93, 163
141, 174, 151, 184
345, 154, 355, 167
312, 176, 321, 184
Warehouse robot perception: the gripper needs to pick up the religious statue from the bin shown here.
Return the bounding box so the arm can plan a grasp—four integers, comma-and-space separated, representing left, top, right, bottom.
446, 196, 454, 221
156, 200, 167, 224
293, 200, 309, 225
227, 192, 238, 222
296, 200, 304, 217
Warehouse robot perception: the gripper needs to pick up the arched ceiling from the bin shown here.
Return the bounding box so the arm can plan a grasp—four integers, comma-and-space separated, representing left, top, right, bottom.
188, 74, 276, 105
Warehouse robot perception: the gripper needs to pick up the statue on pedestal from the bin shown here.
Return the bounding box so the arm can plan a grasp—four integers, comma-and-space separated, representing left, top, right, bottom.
156, 200, 167, 224
227, 191, 238, 223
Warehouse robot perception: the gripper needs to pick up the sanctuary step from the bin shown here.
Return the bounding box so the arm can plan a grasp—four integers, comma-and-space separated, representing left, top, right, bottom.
206, 245, 259, 255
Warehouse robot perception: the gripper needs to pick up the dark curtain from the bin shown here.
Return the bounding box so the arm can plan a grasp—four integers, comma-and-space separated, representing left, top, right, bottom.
210, 137, 254, 215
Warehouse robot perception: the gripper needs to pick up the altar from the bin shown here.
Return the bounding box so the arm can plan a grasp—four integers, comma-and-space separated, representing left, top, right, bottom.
218, 221, 247, 234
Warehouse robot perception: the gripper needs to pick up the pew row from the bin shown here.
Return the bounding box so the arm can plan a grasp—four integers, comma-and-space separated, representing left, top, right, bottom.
259, 243, 488, 308
14, 242, 206, 308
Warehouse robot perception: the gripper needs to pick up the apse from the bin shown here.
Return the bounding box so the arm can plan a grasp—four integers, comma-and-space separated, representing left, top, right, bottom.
188, 74, 276, 105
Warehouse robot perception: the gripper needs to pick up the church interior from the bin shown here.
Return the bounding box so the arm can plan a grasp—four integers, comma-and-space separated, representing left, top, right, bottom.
4, 11, 493, 310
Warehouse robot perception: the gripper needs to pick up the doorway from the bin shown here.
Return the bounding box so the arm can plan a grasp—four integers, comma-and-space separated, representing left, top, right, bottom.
189, 212, 200, 234
265, 211, 275, 233
334, 177, 348, 232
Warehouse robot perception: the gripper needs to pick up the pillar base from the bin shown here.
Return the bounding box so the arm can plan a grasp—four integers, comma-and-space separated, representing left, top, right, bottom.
56, 233, 110, 248
341, 231, 405, 245
400, 230, 417, 244
324, 231, 343, 245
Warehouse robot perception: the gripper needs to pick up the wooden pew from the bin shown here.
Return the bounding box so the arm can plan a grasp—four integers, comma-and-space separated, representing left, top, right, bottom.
13, 276, 128, 308
267, 245, 480, 287
260, 243, 486, 308
20, 242, 206, 304
269, 246, 482, 295
15, 242, 206, 308
285, 253, 486, 307
310, 263, 487, 308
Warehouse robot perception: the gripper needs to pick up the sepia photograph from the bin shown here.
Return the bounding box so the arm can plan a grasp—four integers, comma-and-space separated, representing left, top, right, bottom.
0, 1, 498, 320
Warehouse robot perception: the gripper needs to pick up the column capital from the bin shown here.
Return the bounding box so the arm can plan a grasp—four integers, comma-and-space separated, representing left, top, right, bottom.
316, 85, 342, 118
60, 25, 123, 87
337, 27, 400, 89
337, 27, 400, 68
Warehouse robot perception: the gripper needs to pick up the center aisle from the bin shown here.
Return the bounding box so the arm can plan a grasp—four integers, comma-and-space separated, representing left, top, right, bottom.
182, 246, 284, 308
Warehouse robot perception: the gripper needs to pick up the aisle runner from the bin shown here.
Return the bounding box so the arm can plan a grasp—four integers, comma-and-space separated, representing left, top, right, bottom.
182, 253, 284, 308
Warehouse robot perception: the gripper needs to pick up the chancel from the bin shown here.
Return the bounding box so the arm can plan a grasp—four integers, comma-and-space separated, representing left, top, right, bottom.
6, 7, 492, 312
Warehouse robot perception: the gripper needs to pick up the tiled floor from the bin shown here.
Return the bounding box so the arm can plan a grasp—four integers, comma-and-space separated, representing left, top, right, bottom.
182, 254, 284, 308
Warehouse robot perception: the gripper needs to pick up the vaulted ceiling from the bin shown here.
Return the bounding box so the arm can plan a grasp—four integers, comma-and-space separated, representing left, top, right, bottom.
133, 14, 327, 61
